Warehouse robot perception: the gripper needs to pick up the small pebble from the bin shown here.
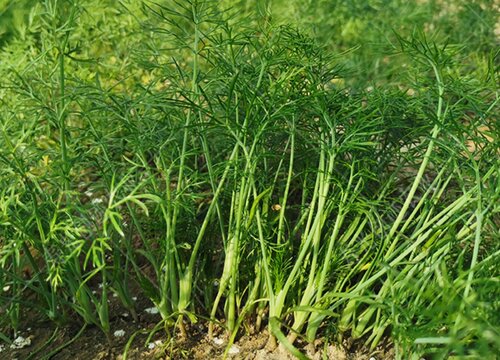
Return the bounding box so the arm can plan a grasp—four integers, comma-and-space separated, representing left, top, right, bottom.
10, 336, 31, 349
144, 307, 159, 314
91, 198, 104, 205
114, 330, 126, 337
228, 345, 240, 354
212, 337, 224, 346
147, 340, 162, 349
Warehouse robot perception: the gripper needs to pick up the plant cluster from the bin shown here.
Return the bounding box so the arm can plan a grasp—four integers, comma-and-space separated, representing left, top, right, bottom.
0, 0, 498, 358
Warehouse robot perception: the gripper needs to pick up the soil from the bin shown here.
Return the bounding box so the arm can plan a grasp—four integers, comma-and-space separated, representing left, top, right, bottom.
0, 298, 394, 360
0, 276, 393, 360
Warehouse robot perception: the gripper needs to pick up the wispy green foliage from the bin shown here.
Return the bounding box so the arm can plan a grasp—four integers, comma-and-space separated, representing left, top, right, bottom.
0, 0, 498, 358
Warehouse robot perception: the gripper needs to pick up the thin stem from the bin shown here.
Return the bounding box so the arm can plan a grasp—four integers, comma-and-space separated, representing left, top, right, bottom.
386, 60, 445, 257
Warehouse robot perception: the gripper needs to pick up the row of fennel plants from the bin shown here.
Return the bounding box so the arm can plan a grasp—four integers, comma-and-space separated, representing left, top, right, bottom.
0, 0, 498, 358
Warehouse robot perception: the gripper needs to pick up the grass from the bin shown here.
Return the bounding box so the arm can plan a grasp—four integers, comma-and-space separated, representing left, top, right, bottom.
0, 0, 498, 358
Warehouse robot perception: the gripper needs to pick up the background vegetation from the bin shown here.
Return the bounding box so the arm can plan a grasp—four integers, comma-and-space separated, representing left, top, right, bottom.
0, 0, 498, 358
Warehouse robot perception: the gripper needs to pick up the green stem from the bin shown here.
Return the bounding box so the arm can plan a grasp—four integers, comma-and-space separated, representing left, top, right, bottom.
58, 44, 69, 191
276, 120, 295, 245
454, 162, 483, 331
385, 60, 445, 257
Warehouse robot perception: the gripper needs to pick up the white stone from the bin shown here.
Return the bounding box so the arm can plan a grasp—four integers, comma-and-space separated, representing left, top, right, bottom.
147, 340, 162, 350
144, 307, 159, 314
10, 336, 31, 349
228, 345, 240, 354
212, 337, 224, 345
114, 330, 126, 337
